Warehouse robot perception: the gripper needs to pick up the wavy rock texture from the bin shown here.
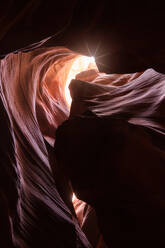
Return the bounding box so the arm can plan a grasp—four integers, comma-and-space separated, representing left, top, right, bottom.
1, 43, 165, 248
0, 46, 92, 248
56, 69, 165, 248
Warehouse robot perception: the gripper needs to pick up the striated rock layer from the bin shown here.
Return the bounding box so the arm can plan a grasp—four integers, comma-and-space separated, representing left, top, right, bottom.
1, 42, 165, 248
56, 68, 165, 248
0, 46, 93, 247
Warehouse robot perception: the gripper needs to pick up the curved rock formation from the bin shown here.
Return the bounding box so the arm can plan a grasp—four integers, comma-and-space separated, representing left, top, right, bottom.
1, 40, 165, 248
0, 46, 95, 247
55, 68, 165, 247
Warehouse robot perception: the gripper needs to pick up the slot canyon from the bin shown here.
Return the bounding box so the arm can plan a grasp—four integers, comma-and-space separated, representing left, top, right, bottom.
1, 1, 165, 247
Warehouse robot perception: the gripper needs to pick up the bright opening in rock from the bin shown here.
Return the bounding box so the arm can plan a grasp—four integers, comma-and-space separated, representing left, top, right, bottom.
65, 55, 98, 106
63, 55, 98, 204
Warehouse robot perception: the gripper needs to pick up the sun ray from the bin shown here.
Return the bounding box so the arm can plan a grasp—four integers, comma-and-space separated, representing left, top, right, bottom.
94, 40, 101, 57
95, 52, 111, 59
84, 40, 92, 57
